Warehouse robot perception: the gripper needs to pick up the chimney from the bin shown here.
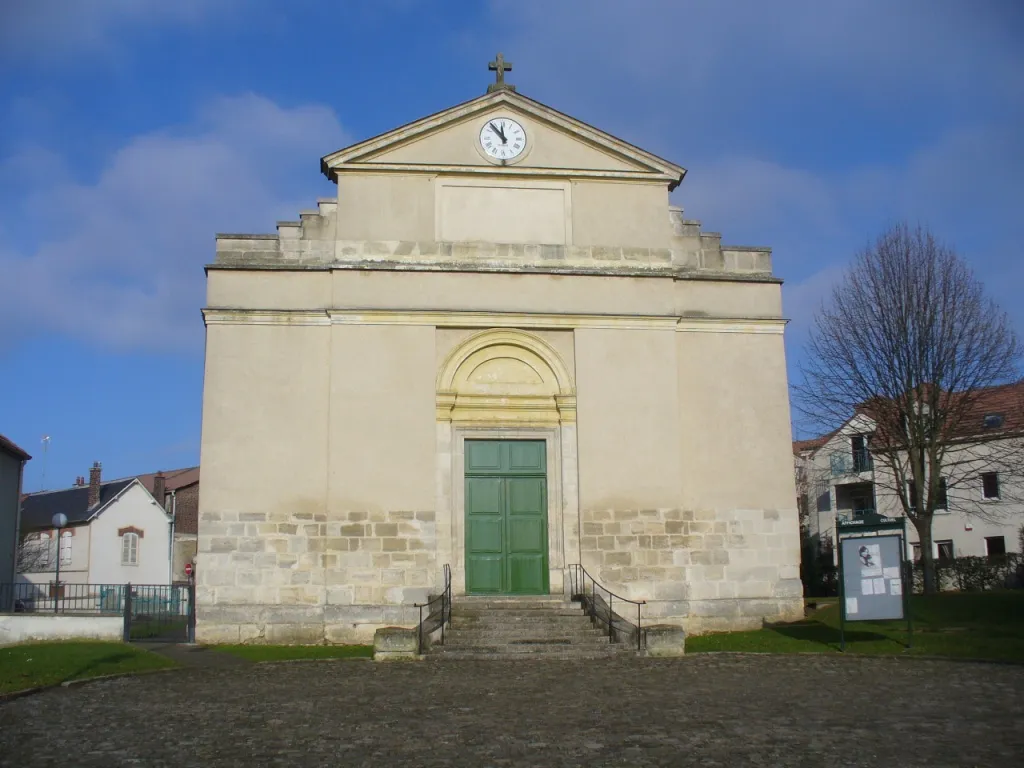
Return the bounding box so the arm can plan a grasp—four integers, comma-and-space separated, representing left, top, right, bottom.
87, 462, 102, 509
153, 472, 166, 509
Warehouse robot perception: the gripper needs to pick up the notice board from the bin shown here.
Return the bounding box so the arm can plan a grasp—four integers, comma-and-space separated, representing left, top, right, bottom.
840, 534, 905, 621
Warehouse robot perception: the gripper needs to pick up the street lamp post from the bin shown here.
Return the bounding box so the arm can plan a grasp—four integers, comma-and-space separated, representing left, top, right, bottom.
52, 513, 67, 613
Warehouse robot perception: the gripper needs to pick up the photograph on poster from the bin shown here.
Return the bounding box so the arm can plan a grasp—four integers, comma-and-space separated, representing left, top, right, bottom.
858, 543, 883, 577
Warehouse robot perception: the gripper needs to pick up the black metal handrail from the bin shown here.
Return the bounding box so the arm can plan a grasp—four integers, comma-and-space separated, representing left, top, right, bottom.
567, 564, 645, 652
414, 564, 451, 655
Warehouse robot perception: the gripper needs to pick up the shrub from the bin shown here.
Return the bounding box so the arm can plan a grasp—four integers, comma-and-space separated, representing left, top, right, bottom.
911, 553, 1021, 593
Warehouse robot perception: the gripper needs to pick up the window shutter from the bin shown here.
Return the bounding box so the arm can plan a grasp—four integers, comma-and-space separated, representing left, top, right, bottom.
60, 532, 72, 565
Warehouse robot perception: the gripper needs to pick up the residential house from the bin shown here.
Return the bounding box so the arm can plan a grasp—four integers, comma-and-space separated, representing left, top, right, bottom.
137, 467, 199, 581
1, 434, 31, 585
19, 462, 173, 587
795, 381, 1024, 564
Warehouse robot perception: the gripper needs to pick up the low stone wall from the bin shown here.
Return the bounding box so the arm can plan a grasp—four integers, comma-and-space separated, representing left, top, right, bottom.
0, 615, 123, 646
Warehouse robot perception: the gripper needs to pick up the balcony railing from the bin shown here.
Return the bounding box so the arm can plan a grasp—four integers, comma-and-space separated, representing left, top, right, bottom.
830, 449, 873, 476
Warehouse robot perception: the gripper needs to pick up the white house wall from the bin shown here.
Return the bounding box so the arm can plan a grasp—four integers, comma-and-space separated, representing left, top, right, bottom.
88, 484, 172, 585
802, 422, 1023, 560
872, 440, 1024, 558
18, 524, 92, 586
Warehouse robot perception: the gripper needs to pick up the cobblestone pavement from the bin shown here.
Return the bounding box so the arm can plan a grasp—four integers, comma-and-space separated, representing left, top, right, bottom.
2, 655, 1022, 767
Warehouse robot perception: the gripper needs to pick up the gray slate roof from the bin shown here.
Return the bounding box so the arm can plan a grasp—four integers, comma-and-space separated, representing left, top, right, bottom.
0, 434, 31, 461
20, 480, 135, 530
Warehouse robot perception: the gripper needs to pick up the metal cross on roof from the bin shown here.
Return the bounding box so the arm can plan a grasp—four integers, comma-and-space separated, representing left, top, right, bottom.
487, 53, 516, 93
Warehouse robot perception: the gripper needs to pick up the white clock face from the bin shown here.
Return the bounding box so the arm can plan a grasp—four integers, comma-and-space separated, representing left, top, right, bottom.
479, 117, 526, 161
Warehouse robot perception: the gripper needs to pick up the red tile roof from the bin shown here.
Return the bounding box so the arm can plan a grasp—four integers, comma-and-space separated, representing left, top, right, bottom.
792, 430, 837, 457
854, 380, 1024, 448
956, 380, 1024, 438
135, 466, 200, 494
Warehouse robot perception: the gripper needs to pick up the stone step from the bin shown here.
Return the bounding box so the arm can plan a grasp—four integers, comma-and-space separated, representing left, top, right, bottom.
444, 635, 611, 648
431, 645, 629, 660
428, 596, 628, 660
451, 619, 593, 630
445, 626, 609, 640
453, 597, 571, 610
453, 608, 587, 619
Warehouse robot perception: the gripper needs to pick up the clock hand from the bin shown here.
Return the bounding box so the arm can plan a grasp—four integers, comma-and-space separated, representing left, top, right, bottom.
489, 122, 506, 143
496, 123, 508, 143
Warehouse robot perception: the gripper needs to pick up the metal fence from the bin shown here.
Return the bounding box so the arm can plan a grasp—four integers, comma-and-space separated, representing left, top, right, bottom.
0, 582, 196, 642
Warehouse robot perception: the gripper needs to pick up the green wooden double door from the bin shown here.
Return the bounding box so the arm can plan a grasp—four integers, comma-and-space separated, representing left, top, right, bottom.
465, 440, 549, 595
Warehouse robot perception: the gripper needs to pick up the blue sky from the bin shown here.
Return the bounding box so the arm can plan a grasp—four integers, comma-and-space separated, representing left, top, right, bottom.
2, 0, 1022, 490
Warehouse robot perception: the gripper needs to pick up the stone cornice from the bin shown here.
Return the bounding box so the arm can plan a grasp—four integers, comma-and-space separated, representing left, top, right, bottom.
320, 89, 686, 188
676, 318, 787, 335
205, 260, 782, 285
328, 163, 679, 186
202, 308, 787, 334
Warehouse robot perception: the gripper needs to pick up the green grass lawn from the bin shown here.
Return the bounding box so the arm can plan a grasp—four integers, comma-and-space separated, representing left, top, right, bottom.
687, 591, 1024, 662
213, 644, 373, 662
0, 642, 177, 695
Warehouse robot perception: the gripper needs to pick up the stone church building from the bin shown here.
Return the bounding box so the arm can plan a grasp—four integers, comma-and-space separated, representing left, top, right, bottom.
197, 62, 802, 644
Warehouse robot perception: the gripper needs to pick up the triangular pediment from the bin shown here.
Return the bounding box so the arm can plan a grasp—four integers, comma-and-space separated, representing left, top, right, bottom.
321, 90, 686, 189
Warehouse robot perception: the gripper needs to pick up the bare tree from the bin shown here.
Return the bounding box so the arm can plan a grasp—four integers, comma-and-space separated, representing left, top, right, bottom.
16, 533, 53, 574
796, 223, 1023, 593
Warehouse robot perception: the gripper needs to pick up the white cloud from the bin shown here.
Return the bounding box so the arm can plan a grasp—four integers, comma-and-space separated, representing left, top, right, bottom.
488, 0, 1024, 349
0, 94, 346, 352
501, 0, 1022, 109
0, 0, 236, 61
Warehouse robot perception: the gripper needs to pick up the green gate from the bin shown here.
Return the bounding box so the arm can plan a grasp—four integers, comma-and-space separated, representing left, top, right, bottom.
465, 440, 548, 595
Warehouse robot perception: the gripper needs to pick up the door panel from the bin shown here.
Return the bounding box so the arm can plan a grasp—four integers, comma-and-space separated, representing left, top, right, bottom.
508, 517, 545, 551
466, 441, 502, 473
508, 440, 546, 472
466, 477, 504, 594
506, 476, 546, 593
465, 440, 548, 595
467, 555, 504, 593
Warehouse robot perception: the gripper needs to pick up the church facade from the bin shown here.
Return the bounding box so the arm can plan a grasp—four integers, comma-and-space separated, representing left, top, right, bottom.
197, 67, 802, 644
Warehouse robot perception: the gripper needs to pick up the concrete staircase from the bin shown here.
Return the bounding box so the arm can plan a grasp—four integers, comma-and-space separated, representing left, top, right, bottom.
430, 595, 632, 660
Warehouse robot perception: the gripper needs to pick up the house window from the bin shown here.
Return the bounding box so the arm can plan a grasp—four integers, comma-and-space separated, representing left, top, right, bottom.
851, 435, 872, 472
936, 478, 948, 511
983, 413, 1004, 429
121, 532, 139, 566
981, 472, 1000, 500
985, 536, 1006, 560
907, 481, 918, 510
935, 540, 954, 564
911, 543, 922, 562
38, 533, 51, 567
59, 531, 73, 566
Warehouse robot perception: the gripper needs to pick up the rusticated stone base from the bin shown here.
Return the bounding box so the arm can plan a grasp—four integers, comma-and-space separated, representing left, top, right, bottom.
647, 597, 804, 636
579, 506, 803, 634
196, 603, 420, 646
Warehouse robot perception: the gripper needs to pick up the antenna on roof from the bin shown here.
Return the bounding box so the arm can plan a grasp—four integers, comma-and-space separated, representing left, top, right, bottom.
40, 435, 50, 491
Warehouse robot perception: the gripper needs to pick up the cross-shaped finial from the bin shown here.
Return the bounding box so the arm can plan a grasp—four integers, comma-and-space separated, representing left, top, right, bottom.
487, 53, 516, 93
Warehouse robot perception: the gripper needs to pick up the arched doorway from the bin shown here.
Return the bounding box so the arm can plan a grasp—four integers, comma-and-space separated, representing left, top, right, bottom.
435, 329, 578, 596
